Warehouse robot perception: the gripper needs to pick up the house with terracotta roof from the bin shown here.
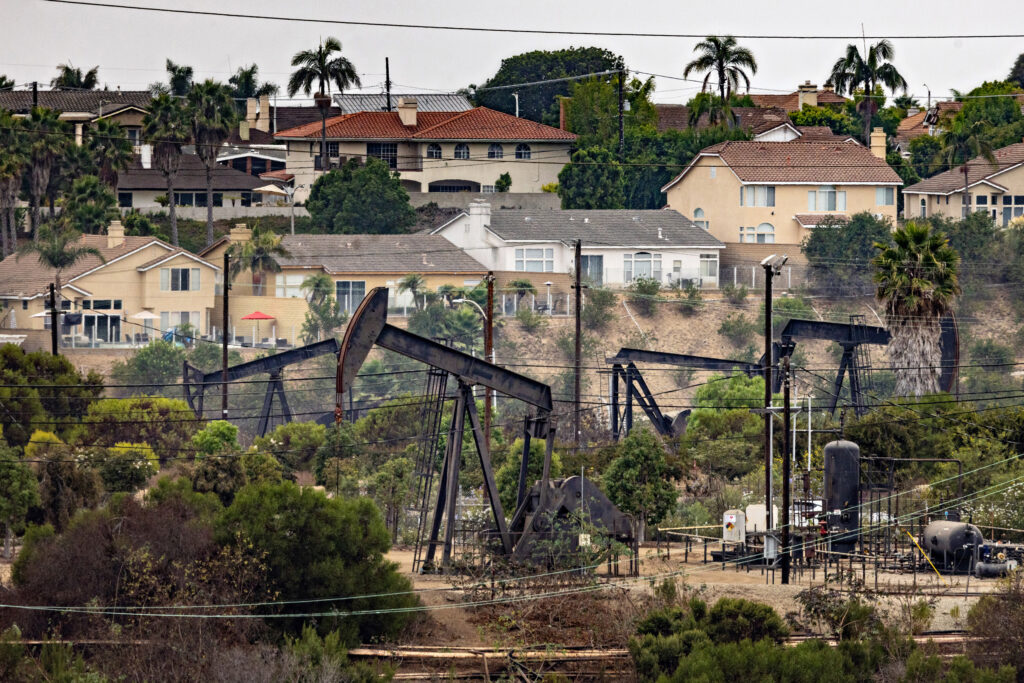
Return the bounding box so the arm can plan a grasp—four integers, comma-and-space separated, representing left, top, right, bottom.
902, 141, 1024, 225
273, 97, 576, 202
661, 129, 902, 263
654, 104, 854, 143
749, 81, 849, 113
893, 101, 963, 156
0, 220, 219, 345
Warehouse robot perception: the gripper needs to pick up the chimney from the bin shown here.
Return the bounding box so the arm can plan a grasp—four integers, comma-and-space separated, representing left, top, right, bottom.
107, 220, 125, 248
229, 223, 252, 244
797, 81, 818, 110
559, 96, 568, 130
258, 95, 270, 132
397, 97, 418, 127
468, 200, 491, 233
907, 106, 920, 117
238, 121, 250, 141
870, 126, 887, 159
140, 144, 152, 169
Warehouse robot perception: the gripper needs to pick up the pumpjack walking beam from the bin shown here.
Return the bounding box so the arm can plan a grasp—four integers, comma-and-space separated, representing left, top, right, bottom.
337, 288, 555, 570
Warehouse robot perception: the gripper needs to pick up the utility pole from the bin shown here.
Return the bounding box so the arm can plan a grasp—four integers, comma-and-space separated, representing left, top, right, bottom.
48, 283, 58, 356
573, 239, 583, 447
385, 57, 392, 112
761, 254, 787, 533
484, 272, 494, 446
222, 252, 230, 420
781, 355, 792, 585
617, 70, 625, 160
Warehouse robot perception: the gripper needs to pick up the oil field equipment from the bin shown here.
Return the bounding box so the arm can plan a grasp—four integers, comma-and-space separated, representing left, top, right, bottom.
823, 440, 860, 553
921, 520, 983, 573
336, 288, 636, 572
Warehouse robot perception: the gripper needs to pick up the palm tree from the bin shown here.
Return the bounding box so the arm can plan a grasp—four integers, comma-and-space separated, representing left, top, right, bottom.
872, 221, 960, 397
63, 175, 117, 234
826, 39, 908, 145
687, 92, 736, 127
17, 225, 104, 311
932, 114, 997, 217
397, 272, 426, 310
47, 141, 95, 220
21, 107, 68, 239
683, 36, 758, 103
143, 93, 190, 246
287, 37, 360, 175
149, 59, 193, 96
187, 80, 238, 247
228, 227, 289, 295
507, 278, 537, 307
229, 64, 279, 107
51, 63, 99, 90
85, 119, 133, 188
0, 75, 14, 90
302, 272, 334, 305
0, 111, 27, 256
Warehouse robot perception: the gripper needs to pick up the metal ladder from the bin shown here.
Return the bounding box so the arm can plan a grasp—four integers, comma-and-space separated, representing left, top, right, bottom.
410, 366, 450, 573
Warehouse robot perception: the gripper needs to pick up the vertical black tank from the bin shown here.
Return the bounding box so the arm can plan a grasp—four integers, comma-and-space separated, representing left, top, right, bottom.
824, 440, 860, 551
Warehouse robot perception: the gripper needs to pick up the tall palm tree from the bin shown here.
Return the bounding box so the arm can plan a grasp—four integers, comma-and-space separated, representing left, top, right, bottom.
47, 141, 94, 220
826, 39, 908, 145
85, 119, 133, 188
143, 93, 190, 246
17, 225, 104, 311
872, 221, 960, 397
63, 175, 117, 234
302, 272, 334, 305
932, 114, 997, 217
683, 36, 758, 103
21, 107, 68, 239
149, 59, 193, 96
229, 64, 279, 105
228, 227, 289, 296
287, 37, 360, 175
0, 111, 27, 256
397, 272, 426, 310
51, 63, 99, 90
187, 80, 238, 247
687, 91, 736, 127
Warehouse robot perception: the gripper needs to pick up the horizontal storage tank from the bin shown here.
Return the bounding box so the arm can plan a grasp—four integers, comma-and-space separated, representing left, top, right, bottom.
922, 521, 984, 573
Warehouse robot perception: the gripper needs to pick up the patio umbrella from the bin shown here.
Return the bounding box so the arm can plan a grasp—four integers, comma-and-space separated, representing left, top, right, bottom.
253, 184, 288, 196
241, 311, 274, 343
130, 310, 160, 320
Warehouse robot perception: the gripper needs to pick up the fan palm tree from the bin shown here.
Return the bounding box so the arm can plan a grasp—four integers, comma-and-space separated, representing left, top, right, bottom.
826, 39, 908, 145
63, 175, 117, 234
149, 59, 194, 96
872, 221, 960, 397
21, 107, 68, 239
187, 80, 238, 247
85, 119, 134, 188
683, 36, 758, 103
397, 272, 426, 310
932, 114, 997, 217
0, 111, 27, 256
51, 63, 99, 90
17, 225, 104, 311
287, 37, 360, 175
229, 64, 279, 106
143, 93, 191, 246
228, 227, 290, 296
301, 272, 334, 305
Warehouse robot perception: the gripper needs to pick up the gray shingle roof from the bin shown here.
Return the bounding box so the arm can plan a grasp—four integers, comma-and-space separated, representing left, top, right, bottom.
903, 142, 1024, 195
484, 209, 724, 248
0, 90, 152, 115
117, 154, 267, 191
333, 93, 473, 114
278, 234, 487, 274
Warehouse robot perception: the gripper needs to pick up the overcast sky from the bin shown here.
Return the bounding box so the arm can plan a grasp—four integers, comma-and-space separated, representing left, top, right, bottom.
6, 0, 1023, 106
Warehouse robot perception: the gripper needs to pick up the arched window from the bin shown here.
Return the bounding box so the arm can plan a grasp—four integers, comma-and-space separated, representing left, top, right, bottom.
756, 222, 775, 244
487, 143, 504, 159
623, 251, 662, 282
426, 143, 442, 159
920, 197, 927, 218
515, 143, 531, 159
454, 143, 470, 160
693, 208, 708, 230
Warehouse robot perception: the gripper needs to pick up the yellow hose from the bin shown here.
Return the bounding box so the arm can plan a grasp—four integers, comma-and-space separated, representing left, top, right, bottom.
904, 528, 949, 586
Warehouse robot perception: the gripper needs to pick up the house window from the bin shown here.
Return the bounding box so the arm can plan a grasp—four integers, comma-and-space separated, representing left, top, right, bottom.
426, 143, 442, 159
693, 207, 708, 230
741, 185, 775, 207
117, 192, 133, 208
240, 191, 252, 207
326, 142, 339, 157
126, 128, 140, 146
275, 274, 305, 298
699, 253, 718, 280
756, 223, 775, 244
454, 143, 470, 160
808, 185, 846, 211
367, 142, 398, 169
976, 195, 988, 206
920, 198, 927, 218
174, 192, 194, 206
514, 247, 554, 273
482, 185, 496, 193
710, 166, 716, 178
580, 254, 603, 286
160, 311, 199, 334
515, 143, 531, 159
624, 252, 661, 282
335, 281, 366, 313
487, 143, 504, 159
160, 267, 200, 291
875, 187, 895, 206
740, 227, 756, 243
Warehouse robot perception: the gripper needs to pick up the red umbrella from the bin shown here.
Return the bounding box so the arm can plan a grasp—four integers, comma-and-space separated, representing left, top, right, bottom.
241, 311, 274, 343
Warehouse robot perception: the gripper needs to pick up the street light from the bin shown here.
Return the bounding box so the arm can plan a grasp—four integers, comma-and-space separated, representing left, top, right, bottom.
451, 298, 486, 322
544, 281, 553, 314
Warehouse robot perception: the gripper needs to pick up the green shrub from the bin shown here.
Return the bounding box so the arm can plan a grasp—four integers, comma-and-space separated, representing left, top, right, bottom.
582, 287, 617, 329
252, 421, 326, 473
718, 313, 757, 346
721, 282, 748, 305
969, 338, 1015, 369
627, 276, 661, 316
759, 295, 814, 336
97, 442, 159, 493
679, 282, 702, 316
515, 306, 548, 333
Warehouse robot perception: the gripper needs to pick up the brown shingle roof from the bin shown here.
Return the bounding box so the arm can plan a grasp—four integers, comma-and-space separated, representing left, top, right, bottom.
118, 154, 266, 191
662, 140, 902, 192
749, 89, 848, 113
903, 142, 1024, 195
277, 234, 487, 274
795, 213, 850, 228
795, 126, 852, 141
274, 107, 576, 141
0, 90, 152, 115
271, 105, 341, 132
655, 105, 792, 135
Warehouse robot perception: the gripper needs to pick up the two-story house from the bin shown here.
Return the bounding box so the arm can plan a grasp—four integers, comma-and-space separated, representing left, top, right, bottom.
661, 129, 902, 266
902, 141, 1024, 225
0, 89, 152, 148
274, 98, 576, 202
0, 220, 220, 343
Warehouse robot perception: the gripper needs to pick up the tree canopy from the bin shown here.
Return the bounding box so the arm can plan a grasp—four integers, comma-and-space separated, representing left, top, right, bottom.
307, 158, 417, 234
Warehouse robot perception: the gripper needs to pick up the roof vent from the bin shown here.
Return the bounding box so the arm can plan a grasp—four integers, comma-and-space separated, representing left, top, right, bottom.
584, 217, 589, 224
524, 216, 531, 222
632, 216, 639, 221
657, 227, 663, 240
422, 253, 428, 265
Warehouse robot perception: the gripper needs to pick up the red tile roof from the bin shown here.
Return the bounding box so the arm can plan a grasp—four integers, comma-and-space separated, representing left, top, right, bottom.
274, 107, 576, 141
749, 89, 849, 113
259, 169, 294, 182
662, 140, 902, 191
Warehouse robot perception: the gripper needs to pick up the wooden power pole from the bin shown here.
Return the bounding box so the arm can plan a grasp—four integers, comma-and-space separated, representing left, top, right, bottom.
782, 355, 792, 584
573, 239, 582, 446
222, 252, 230, 420
48, 283, 58, 356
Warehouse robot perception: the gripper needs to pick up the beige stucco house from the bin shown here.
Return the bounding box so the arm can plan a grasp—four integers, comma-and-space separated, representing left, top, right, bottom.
661, 130, 902, 264
274, 98, 576, 202
0, 89, 152, 148
902, 142, 1024, 225
0, 221, 220, 344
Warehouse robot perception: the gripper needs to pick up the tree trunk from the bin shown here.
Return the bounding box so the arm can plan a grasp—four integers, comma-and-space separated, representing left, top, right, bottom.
964, 166, 970, 218
718, 64, 726, 102
0, 210, 7, 258
889, 314, 942, 397
8, 206, 17, 255
321, 109, 328, 176
167, 172, 179, 247
205, 165, 214, 247
4, 522, 11, 560
30, 195, 40, 241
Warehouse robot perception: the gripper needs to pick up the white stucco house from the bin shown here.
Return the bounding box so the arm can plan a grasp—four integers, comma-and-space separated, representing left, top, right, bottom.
432, 202, 725, 289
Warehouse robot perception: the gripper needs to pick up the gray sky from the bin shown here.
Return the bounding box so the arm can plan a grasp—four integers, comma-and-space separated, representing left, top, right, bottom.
5, 0, 1024, 106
